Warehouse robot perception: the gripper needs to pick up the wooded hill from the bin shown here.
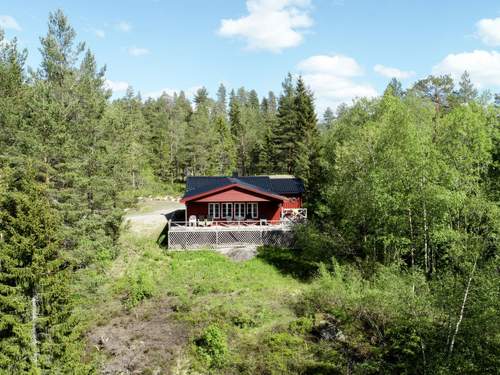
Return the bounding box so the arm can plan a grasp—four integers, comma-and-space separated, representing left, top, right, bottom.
0, 9, 499, 374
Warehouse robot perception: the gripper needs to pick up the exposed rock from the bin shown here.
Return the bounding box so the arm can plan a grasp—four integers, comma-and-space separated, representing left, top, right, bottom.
312, 315, 347, 343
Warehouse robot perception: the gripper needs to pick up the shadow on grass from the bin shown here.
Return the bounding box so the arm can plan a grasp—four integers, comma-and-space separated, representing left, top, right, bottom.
157, 209, 186, 247
256, 246, 319, 281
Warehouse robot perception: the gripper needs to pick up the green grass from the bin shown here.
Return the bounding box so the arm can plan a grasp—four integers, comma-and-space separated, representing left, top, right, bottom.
74, 227, 325, 372
73, 199, 442, 374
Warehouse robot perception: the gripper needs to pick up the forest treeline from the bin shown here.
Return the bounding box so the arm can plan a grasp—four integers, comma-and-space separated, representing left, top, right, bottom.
0, 9, 499, 374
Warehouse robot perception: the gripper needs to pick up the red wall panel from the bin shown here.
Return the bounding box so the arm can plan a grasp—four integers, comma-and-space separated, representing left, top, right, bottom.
185, 193, 302, 222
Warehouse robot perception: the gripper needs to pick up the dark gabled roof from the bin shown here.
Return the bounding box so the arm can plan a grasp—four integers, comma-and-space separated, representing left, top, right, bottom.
270, 178, 305, 195
182, 175, 304, 200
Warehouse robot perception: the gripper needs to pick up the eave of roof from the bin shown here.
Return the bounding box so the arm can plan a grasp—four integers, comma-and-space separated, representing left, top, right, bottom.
179, 182, 288, 204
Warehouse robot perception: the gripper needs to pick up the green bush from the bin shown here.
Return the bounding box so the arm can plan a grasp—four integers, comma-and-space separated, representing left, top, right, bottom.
194, 324, 228, 368
288, 316, 314, 335
122, 267, 156, 309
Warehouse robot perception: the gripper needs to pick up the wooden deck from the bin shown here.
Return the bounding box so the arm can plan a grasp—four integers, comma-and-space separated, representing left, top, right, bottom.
166, 218, 303, 249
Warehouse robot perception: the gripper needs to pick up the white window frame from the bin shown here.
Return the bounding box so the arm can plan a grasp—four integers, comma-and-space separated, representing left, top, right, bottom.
246, 203, 258, 219
208, 203, 220, 219
234, 203, 246, 220
221, 203, 233, 219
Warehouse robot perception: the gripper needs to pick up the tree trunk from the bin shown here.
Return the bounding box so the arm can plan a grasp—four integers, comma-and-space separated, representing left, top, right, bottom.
31, 293, 39, 369
408, 207, 415, 268
420, 340, 427, 375
423, 199, 429, 274
449, 255, 478, 355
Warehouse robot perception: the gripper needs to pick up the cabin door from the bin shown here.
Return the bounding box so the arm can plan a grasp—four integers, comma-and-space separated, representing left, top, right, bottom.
234, 203, 245, 220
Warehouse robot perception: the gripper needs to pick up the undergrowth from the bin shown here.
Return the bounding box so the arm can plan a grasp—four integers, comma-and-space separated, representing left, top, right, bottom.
74, 232, 490, 374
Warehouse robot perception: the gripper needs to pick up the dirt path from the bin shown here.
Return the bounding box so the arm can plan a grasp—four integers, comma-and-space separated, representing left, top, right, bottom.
123, 200, 184, 238
89, 298, 188, 375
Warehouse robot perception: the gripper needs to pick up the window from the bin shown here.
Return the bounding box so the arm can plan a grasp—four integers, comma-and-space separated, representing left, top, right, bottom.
221, 203, 232, 219
246, 203, 258, 219
208, 203, 220, 218
234, 203, 245, 220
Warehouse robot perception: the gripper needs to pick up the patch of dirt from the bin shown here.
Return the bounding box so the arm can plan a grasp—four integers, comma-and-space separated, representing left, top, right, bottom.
88, 298, 189, 375
216, 245, 258, 261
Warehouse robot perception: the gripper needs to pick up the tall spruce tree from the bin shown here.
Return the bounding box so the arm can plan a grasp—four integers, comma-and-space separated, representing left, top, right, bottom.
0, 166, 80, 373
215, 83, 227, 117
256, 92, 278, 173
229, 89, 246, 174
321, 107, 335, 130
185, 88, 214, 175
273, 73, 297, 173
293, 76, 318, 182
457, 71, 478, 104
212, 115, 236, 175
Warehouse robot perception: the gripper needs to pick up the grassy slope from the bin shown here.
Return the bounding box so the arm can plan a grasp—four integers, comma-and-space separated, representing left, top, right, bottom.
72, 200, 499, 374
74, 200, 312, 374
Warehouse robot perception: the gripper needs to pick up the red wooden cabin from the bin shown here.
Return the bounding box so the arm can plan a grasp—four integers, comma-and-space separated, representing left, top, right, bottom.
179, 175, 305, 224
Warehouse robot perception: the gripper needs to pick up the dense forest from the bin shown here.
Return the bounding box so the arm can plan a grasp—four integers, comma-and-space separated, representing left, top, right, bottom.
0, 10, 499, 374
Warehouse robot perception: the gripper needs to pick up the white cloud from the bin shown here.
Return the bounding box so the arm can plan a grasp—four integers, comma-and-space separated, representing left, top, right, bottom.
104, 79, 129, 92
298, 54, 363, 76
0, 15, 21, 31
116, 21, 132, 32
127, 46, 150, 56
476, 17, 500, 46
218, 0, 313, 52
373, 64, 415, 79
297, 54, 378, 112
145, 86, 201, 100
432, 50, 500, 87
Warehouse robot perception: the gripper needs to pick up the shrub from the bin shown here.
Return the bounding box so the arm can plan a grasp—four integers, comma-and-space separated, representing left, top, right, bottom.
122, 267, 156, 309
194, 324, 228, 368
288, 316, 314, 335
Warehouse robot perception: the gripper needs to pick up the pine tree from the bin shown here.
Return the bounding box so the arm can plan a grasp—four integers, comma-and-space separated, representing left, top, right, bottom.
38, 9, 85, 85
457, 71, 478, 104
193, 87, 209, 108
411, 75, 455, 113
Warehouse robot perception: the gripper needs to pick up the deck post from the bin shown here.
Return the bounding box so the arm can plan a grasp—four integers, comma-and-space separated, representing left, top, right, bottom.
167, 219, 171, 249
216, 228, 219, 246
260, 229, 263, 245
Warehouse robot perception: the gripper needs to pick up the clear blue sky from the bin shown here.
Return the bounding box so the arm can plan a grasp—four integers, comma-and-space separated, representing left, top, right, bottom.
2, 0, 500, 112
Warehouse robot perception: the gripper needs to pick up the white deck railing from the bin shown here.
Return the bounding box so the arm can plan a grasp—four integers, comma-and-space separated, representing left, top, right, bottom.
167, 218, 306, 249
169, 219, 288, 231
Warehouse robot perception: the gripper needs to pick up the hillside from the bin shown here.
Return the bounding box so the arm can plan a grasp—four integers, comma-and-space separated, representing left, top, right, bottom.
75, 199, 498, 374
79, 199, 307, 374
